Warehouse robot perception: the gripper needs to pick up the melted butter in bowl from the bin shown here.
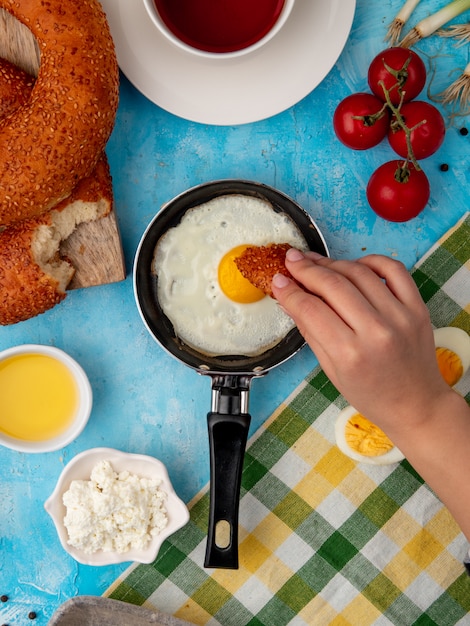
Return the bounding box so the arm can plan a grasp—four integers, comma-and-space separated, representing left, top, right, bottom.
0, 344, 92, 453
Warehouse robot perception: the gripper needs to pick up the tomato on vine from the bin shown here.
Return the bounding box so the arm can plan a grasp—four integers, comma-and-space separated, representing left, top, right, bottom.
333, 93, 390, 150
333, 46, 439, 223
366, 160, 430, 222
388, 101, 446, 159
367, 47, 427, 106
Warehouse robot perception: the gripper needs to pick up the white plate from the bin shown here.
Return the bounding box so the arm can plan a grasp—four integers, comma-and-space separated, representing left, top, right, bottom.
99, 0, 356, 125
45, 447, 189, 566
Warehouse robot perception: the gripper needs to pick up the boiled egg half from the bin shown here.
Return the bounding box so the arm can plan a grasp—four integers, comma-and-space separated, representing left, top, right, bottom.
335, 405, 405, 465
433, 326, 470, 387
334, 326, 470, 465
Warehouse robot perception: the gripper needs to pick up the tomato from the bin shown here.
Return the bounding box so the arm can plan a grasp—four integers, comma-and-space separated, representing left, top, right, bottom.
366, 160, 430, 222
333, 93, 390, 150
388, 101, 446, 159
367, 47, 426, 106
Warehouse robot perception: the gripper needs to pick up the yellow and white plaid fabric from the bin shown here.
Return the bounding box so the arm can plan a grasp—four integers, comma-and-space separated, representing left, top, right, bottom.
106, 214, 470, 625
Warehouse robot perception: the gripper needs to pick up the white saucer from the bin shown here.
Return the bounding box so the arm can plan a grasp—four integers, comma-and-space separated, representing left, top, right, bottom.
99, 0, 356, 126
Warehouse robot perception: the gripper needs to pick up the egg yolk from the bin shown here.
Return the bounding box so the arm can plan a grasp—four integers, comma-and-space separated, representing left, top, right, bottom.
344, 413, 394, 457
436, 347, 463, 386
218, 244, 266, 303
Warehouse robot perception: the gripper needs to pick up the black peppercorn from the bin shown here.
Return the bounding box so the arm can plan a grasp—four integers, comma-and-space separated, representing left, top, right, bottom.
440, 163, 449, 172
0, 596, 7, 603
28, 612, 37, 620
460, 127, 468, 136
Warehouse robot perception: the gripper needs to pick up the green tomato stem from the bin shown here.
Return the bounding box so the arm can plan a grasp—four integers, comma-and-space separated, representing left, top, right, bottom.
378, 79, 422, 171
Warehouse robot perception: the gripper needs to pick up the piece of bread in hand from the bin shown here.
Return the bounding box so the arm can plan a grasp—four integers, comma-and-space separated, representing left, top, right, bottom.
234, 243, 293, 298
0, 59, 114, 325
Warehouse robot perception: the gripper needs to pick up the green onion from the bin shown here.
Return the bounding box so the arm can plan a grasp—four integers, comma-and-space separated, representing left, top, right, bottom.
437, 24, 470, 111
400, 0, 470, 47
385, 0, 423, 44
438, 21, 470, 42
439, 62, 470, 110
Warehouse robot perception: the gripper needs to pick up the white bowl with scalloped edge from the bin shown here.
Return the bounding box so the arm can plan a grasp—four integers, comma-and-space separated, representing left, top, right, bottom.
44, 447, 190, 566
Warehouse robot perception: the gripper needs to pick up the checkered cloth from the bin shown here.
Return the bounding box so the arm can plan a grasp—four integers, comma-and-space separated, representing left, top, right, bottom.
106, 213, 470, 625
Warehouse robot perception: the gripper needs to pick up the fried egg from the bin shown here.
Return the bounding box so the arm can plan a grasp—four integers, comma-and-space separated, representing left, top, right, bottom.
433, 327, 470, 387
152, 194, 308, 356
335, 405, 405, 465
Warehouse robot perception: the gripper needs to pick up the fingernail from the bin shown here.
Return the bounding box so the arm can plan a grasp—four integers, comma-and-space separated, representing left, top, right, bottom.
286, 248, 304, 262
272, 273, 291, 289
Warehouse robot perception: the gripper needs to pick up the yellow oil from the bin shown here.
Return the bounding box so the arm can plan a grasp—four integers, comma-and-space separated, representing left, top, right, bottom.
0, 353, 78, 441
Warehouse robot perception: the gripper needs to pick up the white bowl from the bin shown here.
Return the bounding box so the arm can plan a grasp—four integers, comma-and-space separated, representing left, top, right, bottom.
142, 0, 295, 60
0, 344, 92, 453
44, 447, 190, 565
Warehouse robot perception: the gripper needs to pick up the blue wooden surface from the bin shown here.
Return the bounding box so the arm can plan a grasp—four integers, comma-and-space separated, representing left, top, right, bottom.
1, 0, 469, 623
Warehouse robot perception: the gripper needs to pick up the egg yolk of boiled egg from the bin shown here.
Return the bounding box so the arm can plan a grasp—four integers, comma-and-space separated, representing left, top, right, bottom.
218, 244, 266, 303
335, 405, 404, 465
344, 413, 394, 456
435, 347, 463, 387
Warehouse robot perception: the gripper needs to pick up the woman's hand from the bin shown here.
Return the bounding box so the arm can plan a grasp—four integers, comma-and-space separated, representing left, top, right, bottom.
272, 249, 451, 433
273, 248, 470, 541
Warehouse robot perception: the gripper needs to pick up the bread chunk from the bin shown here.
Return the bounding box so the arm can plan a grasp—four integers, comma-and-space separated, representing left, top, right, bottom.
234, 243, 293, 298
0, 59, 114, 324
0, 154, 112, 325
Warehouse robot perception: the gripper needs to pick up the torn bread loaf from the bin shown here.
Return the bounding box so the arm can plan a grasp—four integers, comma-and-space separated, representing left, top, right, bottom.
0, 154, 113, 325
0, 59, 114, 325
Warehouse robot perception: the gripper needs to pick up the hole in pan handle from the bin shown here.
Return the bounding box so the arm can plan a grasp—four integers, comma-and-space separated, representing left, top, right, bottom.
204, 374, 253, 569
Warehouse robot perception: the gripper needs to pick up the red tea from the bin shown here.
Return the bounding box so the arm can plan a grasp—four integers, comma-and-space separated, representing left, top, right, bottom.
154, 0, 285, 53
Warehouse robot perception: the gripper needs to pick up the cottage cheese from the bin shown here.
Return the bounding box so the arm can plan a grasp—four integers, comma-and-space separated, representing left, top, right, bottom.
63, 460, 168, 554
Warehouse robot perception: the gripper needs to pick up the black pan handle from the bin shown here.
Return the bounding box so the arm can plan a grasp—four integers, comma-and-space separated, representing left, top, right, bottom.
204, 375, 252, 569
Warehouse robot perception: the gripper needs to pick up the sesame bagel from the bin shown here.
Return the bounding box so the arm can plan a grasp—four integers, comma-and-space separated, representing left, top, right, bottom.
0, 0, 119, 227
0, 57, 34, 117
0, 58, 114, 325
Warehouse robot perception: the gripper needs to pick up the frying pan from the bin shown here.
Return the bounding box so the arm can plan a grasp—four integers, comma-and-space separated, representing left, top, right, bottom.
134, 180, 329, 569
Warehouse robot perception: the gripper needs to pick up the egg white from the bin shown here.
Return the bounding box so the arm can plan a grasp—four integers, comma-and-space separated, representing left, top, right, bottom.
152, 194, 308, 357
334, 405, 405, 466
433, 327, 470, 382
